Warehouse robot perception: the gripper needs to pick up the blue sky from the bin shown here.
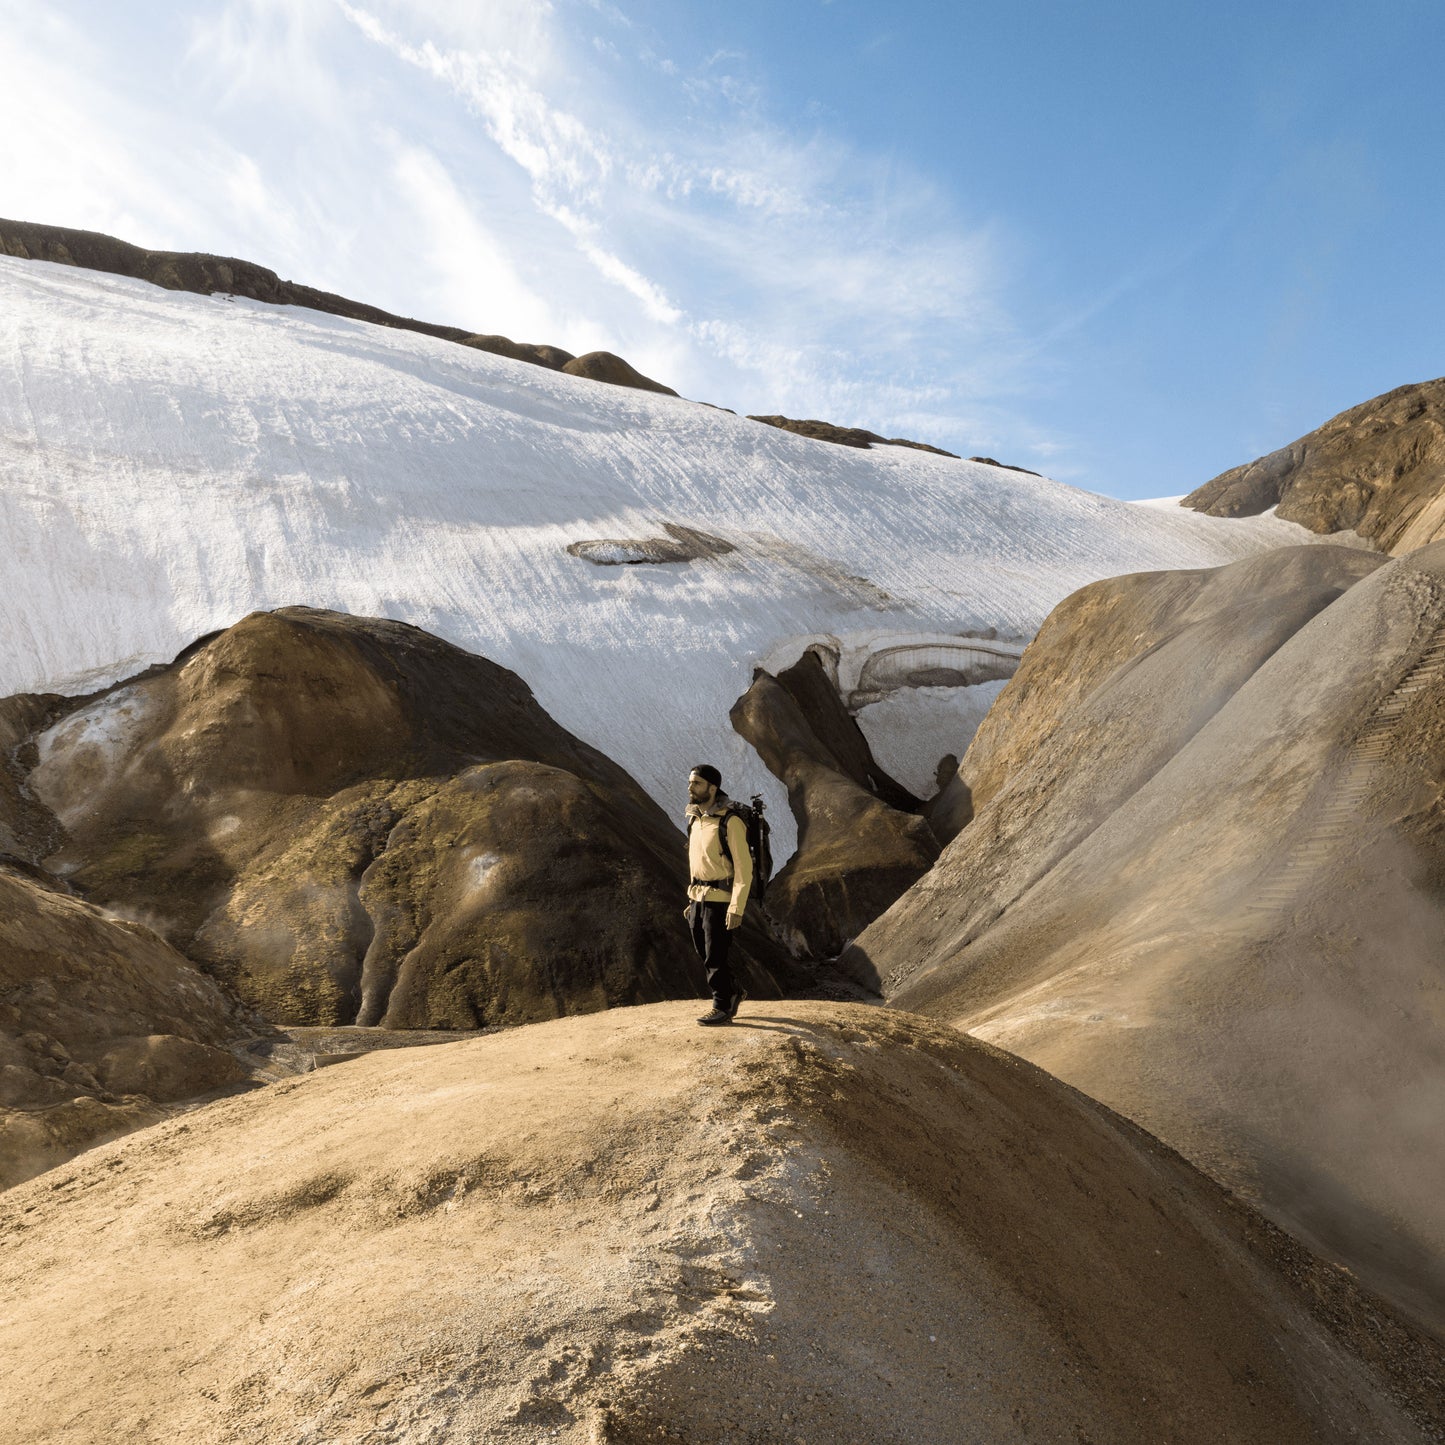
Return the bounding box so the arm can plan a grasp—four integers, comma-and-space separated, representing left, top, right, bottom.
1, 0, 1441, 497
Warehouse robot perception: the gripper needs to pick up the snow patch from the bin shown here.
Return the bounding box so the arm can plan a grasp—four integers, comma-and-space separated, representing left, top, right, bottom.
467, 852, 502, 891
31, 685, 156, 824
856, 682, 1010, 799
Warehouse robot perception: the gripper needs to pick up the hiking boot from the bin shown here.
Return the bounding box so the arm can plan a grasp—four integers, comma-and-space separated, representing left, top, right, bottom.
696, 1008, 732, 1027
727, 989, 746, 1019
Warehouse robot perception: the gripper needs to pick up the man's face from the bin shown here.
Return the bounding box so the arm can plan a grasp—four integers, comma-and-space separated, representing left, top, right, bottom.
687, 772, 714, 804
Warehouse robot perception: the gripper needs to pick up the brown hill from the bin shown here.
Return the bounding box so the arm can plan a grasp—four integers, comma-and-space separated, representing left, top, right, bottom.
0, 864, 258, 1189
2, 1000, 1440, 1444
0, 218, 678, 393
9, 608, 797, 1029
1183, 377, 1445, 553
846, 540, 1445, 1337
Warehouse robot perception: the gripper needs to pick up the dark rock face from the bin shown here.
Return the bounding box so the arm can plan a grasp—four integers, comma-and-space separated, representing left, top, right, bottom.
1183, 377, 1445, 554
731, 652, 937, 961
846, 541, 1445, 1337
0, 865, 254, 1189
747, 415, 959, 458
562, 351, 678, 396
0, 218, 675, 397
12, 609, 795, 1030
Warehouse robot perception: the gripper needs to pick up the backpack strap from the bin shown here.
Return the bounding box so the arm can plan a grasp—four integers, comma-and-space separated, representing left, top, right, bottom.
716, 805, 741, 867
684, 809, 739, 861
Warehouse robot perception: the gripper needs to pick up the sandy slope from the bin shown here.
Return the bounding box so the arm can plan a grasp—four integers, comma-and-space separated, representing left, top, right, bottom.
855, 541, 1445, 1338
0, 255, 1322, 858
1, 1001, 1440, 1444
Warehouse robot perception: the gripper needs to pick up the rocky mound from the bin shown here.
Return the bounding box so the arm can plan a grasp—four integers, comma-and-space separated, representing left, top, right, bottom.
9, 608, 796, 1029
848, 540, 1445, 1336
0, 864, 259, 1189
731, 650, 937, 958
562, 350, 678, 395
2, 1001, 1439, 1444
747, 414, 960, 457
1183, 377, 1445, 553
2, 692, 265, 1187
0, 217, 673, 394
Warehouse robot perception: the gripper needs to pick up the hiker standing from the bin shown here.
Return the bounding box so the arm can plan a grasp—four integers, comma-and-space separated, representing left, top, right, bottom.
685, 764, 753, 1026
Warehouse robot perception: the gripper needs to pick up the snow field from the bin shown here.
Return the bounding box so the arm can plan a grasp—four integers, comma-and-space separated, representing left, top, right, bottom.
1, 256, 1326, 860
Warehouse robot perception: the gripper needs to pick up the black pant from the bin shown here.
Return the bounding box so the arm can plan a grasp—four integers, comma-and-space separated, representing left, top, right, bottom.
687, 900, 737, 1009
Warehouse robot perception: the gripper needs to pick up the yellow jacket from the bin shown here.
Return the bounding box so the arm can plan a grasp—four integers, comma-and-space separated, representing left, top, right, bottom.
685, 796, 753, 915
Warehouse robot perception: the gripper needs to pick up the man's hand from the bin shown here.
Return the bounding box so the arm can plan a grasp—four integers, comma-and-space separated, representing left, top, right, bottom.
725, 908, 743, 930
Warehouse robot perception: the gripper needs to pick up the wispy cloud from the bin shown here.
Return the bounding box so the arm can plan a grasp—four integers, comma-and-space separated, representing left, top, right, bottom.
327, 1, 1022, 433
388, 141, 565, 342
0, 0, 1055, 462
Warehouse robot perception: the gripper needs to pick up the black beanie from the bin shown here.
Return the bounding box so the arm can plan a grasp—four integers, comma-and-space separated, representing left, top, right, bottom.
690, 763, 722, 789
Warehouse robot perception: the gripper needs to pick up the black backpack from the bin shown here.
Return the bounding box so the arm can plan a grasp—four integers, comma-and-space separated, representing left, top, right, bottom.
694, 794, 774, 904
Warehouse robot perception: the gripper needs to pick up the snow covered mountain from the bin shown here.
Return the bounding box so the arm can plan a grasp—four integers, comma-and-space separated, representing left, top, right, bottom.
1, 254, 1325, 858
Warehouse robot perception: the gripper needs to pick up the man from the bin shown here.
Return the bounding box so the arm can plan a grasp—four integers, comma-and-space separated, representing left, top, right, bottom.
684, 764, 752, 1026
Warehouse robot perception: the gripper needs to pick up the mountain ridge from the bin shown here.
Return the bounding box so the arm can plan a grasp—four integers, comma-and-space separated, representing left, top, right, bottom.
1183, 376, 1445, 552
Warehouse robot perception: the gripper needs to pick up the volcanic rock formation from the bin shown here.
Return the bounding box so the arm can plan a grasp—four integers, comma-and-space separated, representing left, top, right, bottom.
2, 1001, 1440, 1444
927, 543, 1387, 843
8, 608, 796, 1029
846, 540, 1445, 1337
1184, 376, 1445, 553
0, 865, 256, 1189
561, 350, 677, 395
732, 650, 938, 958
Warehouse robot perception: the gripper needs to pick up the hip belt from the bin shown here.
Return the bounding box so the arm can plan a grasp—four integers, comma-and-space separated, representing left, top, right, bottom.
691, 876, 733, 890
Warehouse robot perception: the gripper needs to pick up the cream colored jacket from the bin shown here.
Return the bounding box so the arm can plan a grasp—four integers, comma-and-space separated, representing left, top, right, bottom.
685, 796, 753, 914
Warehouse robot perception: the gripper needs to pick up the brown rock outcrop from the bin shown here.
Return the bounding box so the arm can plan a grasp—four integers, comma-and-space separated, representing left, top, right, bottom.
0, 865, 254, 1189
927, 543, 1387, 842
3, 1002, 1440, 1443
965, 455, 1042, 475
0, 218, 675, 396
848, 540, 1445, 1337
732, 652, 936, 959
12, 608, 795, 1029
1183, 377, 1445, 553
562, 350, 678, 395
565, 522, 735, 566
747, 414, 960, 457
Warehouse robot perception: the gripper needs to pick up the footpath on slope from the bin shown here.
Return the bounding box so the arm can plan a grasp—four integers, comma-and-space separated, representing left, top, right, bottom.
1, 1001, 1441, 1445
